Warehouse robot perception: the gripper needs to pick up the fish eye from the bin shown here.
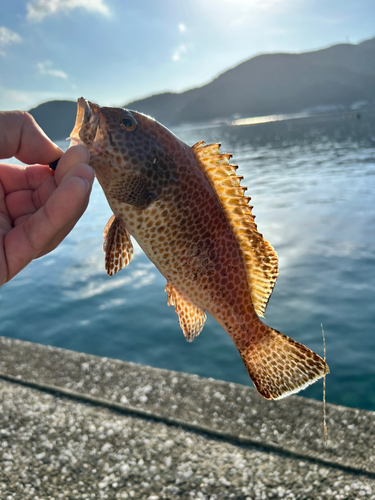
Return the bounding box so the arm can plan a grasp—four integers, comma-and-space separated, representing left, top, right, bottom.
119, 114, 137, 131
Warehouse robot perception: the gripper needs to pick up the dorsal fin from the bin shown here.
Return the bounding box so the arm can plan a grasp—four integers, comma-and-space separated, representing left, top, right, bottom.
191, 141, 278, 317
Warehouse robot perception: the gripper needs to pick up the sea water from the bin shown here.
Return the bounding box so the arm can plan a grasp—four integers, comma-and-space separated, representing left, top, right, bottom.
1, 110, 374, 410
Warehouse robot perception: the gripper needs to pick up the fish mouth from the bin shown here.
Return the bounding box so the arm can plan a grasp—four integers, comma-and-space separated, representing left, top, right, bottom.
68, 97, 100, 148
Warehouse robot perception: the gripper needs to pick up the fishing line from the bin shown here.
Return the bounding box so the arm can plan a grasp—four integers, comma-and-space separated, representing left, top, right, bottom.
321, 323, 328, 444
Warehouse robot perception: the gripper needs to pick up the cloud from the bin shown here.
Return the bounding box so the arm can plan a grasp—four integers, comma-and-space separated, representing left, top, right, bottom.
38, 60, 68, 79
0, 87, 31, 106
222, 0, 284, 8
172, 44, 187, 62
26, 0, 110, 22
0, 85, 59, 111
178, 23, 187, 34
0, 26, 22, 55
171, 23, 189, 61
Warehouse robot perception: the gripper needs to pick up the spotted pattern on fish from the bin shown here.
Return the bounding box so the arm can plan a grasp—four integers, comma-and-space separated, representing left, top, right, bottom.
69, 98, 329, 400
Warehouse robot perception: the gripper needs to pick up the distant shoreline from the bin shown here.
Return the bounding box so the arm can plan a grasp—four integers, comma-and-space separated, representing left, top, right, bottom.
29, 102, 373, 142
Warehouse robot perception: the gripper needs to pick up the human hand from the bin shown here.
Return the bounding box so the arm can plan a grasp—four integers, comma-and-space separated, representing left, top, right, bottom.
0, 111, 94, 286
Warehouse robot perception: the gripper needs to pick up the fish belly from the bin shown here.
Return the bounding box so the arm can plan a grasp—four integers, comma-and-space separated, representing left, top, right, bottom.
119, 191, 251, 322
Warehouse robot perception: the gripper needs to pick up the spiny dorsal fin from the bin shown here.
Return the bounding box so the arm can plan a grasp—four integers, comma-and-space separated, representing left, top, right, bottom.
191, 141, 278, 317
165, 282, 206, 342
103, 215, 134, 276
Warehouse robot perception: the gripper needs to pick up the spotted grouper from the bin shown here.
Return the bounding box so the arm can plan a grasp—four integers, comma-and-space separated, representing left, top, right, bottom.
69, 97, 329, 400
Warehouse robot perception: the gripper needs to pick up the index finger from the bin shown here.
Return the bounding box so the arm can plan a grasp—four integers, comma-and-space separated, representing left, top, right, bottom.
0, 111, 62, 165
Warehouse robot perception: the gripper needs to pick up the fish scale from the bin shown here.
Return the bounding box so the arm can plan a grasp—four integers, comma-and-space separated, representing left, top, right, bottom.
69, 97, 329, 400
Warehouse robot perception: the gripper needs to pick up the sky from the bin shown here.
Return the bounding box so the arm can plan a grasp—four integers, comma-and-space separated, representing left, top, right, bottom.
0, 0, 374, 111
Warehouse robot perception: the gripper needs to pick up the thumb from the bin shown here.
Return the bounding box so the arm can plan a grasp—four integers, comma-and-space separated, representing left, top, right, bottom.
0, 111, 62, 165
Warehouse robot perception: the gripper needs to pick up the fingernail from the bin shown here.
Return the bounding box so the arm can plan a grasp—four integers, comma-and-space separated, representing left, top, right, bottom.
82, 178, 91, 194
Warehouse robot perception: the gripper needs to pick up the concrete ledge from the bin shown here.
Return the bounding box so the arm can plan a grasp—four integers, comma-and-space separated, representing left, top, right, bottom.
0, 336, 374, 499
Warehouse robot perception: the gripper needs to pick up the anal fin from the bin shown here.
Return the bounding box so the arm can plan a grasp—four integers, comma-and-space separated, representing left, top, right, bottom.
237, 326, 329, 400
165, 283, 206, 343
103, 215, 134, 276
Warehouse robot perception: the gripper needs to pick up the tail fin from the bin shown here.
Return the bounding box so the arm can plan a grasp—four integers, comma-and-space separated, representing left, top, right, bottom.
238, 327, 329, 400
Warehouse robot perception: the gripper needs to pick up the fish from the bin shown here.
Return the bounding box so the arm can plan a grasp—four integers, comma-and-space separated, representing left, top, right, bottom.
69, 97, 329, 400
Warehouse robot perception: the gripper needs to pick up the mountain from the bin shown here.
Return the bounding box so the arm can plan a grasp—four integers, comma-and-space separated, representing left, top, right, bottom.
29, 36, 375, 140
124, 37, 375, 125
29, 100, 77, 142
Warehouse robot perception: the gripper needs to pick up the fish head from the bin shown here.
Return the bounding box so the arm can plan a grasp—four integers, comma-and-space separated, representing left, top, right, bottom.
69, 98, 143, 178
69, 98, 178, 196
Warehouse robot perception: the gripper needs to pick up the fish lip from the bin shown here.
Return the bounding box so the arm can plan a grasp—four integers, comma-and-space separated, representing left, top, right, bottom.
68, 97, 100, 147
68, 97, 88, 144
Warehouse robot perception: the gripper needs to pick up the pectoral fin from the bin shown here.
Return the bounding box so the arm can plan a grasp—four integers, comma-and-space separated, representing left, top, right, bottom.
165, 283, 207, 342
107, 172, 155, 210
107, 150, 177, 210
103, 215, 134, 276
